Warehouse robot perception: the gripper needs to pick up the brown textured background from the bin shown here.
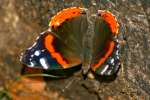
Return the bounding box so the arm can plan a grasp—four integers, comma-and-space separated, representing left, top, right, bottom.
0, 0, 150, 99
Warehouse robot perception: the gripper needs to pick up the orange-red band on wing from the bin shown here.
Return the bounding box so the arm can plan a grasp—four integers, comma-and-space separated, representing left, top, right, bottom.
99, 10, 119, 35
49, 7, 82, 29
44, 34, 68, 68
92, 41, 115, 71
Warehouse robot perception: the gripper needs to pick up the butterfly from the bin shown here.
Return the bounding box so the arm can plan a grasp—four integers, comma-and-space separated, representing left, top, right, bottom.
20, 7, 121, 78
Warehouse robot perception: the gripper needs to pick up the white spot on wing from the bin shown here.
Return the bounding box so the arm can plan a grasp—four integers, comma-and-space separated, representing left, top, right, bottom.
28, 42, 37, 50
31, 54, 34, 57
39, 58, 49, 69
40, 31, 46, 35
101, 65, 109, 75
116, 56, 119, 59
41, 49, 45, 52
107, 70, 112, 75
111, 58, 114, 63
32, 42, 36, 47
36, 36, 40, 40
116, 50, 119, 55
34, 50, 41, 56
29, 62, 35, 67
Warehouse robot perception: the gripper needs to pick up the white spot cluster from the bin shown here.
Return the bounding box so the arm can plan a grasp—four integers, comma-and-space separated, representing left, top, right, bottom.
100, 41, 121, 76
28, 50, 46, 68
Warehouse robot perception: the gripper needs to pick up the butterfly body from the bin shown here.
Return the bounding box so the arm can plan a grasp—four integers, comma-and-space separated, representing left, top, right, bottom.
20, 7, 120, 78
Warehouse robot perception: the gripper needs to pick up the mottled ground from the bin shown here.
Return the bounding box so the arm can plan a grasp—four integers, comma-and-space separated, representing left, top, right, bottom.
0, 0, 150, 100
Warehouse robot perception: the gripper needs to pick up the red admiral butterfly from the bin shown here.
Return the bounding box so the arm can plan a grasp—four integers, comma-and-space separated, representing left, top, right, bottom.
20, 7, 120, 78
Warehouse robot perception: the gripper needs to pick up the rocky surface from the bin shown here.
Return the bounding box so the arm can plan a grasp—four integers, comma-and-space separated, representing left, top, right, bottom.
0, 0, 150, 99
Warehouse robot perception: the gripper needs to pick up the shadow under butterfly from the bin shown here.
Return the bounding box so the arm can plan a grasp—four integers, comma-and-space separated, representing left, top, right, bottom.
20, 7, 121, 81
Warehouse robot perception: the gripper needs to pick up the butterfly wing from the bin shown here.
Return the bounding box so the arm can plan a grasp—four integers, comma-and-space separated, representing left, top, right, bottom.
91, 10, 120, 76
49, 7, 88, 58
20, 7, 88, 72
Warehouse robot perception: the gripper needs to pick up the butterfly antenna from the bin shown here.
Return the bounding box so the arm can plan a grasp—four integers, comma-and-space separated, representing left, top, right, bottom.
62, 77, 81, 92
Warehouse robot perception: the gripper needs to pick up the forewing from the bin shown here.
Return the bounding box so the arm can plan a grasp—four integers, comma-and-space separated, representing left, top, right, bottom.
49, 7, 88, 58
20, 31, 82, 70
91, 10, 120, 76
